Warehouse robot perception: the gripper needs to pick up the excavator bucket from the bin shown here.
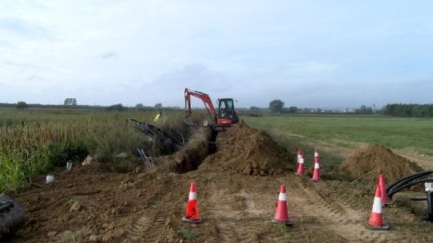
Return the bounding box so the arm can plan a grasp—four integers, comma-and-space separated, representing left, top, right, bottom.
0, 194, 26, 239
183, 115, 197, 127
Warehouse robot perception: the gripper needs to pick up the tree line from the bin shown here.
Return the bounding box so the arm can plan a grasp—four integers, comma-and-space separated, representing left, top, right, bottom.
0, 100, 183, 112
7, 98, 433, 118
263, 100, 433, 117
382, 103, 433, 117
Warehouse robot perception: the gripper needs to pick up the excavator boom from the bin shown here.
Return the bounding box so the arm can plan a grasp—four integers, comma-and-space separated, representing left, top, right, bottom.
184, 88, 217, 122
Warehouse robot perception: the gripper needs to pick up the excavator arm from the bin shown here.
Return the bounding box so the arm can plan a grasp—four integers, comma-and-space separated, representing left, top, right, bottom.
184, 88, 217, 123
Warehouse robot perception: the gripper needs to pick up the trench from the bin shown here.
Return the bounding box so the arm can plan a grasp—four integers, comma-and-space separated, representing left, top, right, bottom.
128, 118, 219, 174
171, 126, 219, 173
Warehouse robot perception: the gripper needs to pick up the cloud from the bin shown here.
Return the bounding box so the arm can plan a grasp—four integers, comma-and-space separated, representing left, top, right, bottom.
4, 61, 40, 70
28, 74, 42, 81
0, 16, 50, 40
287, 62, 339, 72
100, 52, 118, 59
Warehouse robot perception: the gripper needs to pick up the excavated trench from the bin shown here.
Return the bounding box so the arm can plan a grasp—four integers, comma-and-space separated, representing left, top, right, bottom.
170, 120, 296, 175
128, 118, 297, 175
171, 126, 214, 173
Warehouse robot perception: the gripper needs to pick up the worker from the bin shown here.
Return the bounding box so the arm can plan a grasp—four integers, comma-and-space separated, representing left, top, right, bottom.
154, 111, 162, 122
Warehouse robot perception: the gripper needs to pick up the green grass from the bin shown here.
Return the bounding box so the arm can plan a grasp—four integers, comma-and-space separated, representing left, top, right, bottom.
243, 114, 433, 172
243, 114, 433, 152
177, 228, 197, 240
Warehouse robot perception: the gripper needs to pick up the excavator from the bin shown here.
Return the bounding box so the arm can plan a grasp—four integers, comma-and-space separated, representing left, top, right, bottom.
184, 88, 239, 131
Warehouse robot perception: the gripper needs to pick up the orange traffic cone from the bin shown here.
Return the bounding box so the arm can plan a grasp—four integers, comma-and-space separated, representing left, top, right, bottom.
295, 155, 305, 176
182, 182, 202, 223
272, 185, 292, 226
378, 174, 390, 205
367, 184, 390, 230
311, 149, 321, 181
297, 148, 302, 163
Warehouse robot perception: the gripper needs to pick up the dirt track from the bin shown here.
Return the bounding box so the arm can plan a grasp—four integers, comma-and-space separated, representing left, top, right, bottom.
5, 122, 433, 243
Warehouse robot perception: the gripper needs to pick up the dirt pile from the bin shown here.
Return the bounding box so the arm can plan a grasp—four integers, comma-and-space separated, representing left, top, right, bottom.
200, 120, 296, 175
340, 144, 424, 185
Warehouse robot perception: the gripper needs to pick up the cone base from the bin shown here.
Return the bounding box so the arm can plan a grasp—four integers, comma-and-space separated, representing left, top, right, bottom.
182, 217, 202, 224
311, 178, 321, 182
367, 222, 390, 230
271, 218, 293, 226
295, 172, 305, 176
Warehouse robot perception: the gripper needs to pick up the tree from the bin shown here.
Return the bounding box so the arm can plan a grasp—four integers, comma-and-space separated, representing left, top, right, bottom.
154, 103, 162, 109
106, 103, 125, 111
16, 101, 28, 109
269, 99, 284, 113
288, 106, 298, 113
64, 98, 77, 106
356, 105, 373, 114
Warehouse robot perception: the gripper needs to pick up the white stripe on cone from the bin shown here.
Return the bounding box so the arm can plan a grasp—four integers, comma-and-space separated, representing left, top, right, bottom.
372, 197, 382, 213
278, 193, 287, 201
299, 157, 304, 164
314, 162, 320, 169
314, 152, 318, 157
189, 192, 197, 200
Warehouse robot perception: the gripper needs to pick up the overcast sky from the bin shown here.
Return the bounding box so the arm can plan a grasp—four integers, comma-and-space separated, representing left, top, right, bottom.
1, 1, 432, 109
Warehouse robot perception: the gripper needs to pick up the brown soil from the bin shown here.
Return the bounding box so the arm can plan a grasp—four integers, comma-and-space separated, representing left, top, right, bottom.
3, 124, 433, 243
339, 144, 424, 185
200, 120, 296, 175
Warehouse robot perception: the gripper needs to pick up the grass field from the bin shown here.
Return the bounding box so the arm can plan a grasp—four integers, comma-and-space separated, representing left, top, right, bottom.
1, 109, 432, 192
243, 114, 433, 166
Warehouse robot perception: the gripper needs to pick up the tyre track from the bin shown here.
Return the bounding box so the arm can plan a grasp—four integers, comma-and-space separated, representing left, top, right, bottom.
286, 177, 403, 243
203, 177, 267, 243
124, 202, 174, 242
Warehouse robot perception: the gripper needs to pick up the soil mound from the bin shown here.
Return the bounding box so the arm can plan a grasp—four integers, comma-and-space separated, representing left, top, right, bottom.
200, 120, 296, 175
340, 144, 424, 185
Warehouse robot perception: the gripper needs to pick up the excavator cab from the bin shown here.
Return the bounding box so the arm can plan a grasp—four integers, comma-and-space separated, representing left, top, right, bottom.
217, 98, 239, 125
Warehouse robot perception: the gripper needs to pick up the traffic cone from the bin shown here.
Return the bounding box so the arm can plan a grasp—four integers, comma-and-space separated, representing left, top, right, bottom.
297, 148, 302, 163
271, 185, 292, 226
379, 174, 390, 205
367, 184, 390, 230
182, 182, 202, 223
311, 149, 321, 181
295, 155, 305, 176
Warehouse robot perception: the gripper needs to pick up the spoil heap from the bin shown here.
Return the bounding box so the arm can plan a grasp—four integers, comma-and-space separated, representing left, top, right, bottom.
200, 120, 296, 175
340, 144, 424, 185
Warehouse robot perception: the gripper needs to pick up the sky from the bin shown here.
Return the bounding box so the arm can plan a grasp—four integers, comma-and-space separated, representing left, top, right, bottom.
1, 1, 432, 109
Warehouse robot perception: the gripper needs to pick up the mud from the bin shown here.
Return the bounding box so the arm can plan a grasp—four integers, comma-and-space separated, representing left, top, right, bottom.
339, 143, 424, 185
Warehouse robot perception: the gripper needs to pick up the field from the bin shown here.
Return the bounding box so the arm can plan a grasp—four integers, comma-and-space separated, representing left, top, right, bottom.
2, 110, 433, 243
244, 114, 433, 168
